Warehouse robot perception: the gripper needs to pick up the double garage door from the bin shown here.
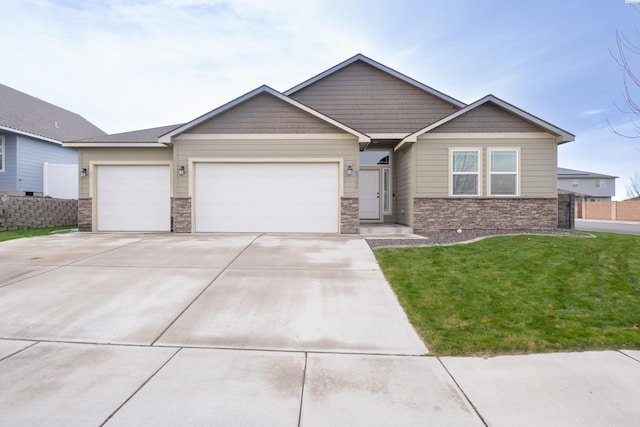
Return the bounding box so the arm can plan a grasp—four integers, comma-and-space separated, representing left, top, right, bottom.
95, 163, 339, 233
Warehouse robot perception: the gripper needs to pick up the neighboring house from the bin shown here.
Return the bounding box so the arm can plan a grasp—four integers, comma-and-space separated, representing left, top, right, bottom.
64, 54, 574, 233
0, 83, 105, 197
557, 167, 617, 202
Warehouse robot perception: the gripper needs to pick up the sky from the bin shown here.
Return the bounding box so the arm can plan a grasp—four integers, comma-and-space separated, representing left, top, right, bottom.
2, 0, 639, 199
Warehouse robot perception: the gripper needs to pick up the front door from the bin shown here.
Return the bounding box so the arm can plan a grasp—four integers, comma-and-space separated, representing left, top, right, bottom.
359, 169, 380, 220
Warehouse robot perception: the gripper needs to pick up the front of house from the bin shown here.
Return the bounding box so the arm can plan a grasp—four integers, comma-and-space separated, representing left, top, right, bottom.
65, 55, 574, 234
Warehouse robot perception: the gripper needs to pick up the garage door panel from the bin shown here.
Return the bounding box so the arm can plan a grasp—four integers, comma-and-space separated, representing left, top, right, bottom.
195, 163, 339, 233
97, 166, 170, 232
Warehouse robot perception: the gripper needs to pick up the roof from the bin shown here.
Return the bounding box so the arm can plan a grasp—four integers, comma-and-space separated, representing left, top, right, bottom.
397, 95, 575, 150
284, 54, 466, 109
158, 85, 370, 143
0, 83, 105, 143
557, 167, 618, 179
63, 124, 181, 147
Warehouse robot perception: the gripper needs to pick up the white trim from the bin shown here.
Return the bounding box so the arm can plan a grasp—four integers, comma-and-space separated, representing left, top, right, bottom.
449, 148, 482, 197
63, 142, 168, 148
0, 125, 63, 145
368, 133, 409, 140
487, 148, 520, 197
175, 133, 357, 141
0, 135, 4, 172
413, 132, 554, 140
159, 85, 370, 144
284, 54, 466, 108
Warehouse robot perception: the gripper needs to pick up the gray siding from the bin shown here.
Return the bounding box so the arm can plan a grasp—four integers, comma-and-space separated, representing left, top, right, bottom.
289, 61, 460, 134
394, 145, 414, 226
174, 136, 359, 198
14, 135, 77, 194
415, 135, 558, 198
435, 104, 543, 133
558, 177, 616, 198
78, 147, 173, 198
188, 93, 341, 134
0, 133, 17, 192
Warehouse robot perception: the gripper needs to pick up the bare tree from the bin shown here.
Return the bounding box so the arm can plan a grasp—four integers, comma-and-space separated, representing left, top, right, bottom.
609, 6, 640, 138
627, 172, 640, 199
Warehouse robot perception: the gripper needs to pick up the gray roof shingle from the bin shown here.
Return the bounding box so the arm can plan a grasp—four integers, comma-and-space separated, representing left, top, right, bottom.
0, 83, 105, 141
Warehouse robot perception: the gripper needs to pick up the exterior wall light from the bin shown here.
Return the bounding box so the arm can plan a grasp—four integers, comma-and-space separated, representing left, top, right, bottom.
80, 168, 88, 177
346, 164, 354, 176
178, 165, 186, 176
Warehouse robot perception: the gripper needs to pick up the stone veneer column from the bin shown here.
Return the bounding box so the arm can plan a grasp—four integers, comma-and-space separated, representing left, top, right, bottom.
340, 198, 359, 234
172, 197, 192, 233
78, 198, 93, 232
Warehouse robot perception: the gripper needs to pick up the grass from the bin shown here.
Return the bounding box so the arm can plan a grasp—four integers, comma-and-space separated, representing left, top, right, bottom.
0, 226, 77, 242
375, 232, 640, 356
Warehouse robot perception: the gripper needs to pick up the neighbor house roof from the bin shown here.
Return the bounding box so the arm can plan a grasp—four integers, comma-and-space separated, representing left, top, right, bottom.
64, 124, 181, 147
284, 53, 466, 109
396, 95, 575, 150
558, 167, 618, 179
0, 83, 105, 143
158, 85, 370, 143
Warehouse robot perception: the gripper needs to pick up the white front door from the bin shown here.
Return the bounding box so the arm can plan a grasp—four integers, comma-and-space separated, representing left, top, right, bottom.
359, 169, 380, 220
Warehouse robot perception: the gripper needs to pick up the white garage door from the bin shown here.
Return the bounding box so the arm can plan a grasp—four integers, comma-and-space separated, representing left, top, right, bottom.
195, 162, 339, 233
97, 165, 171, 232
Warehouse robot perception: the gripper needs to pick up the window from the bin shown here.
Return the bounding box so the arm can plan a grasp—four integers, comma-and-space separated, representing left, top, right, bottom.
451, 149, 480, 195
359, 150, 390, 165
489, 149, 518, 196
596, 179, 606, 189
571, 179, 579, 188
0, 135, 4, 172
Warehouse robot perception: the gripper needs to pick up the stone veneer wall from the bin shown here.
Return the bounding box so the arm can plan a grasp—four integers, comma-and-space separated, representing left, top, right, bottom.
172, 197, 192, 233
0, 195, 78, 231
78, 198, 92, 231
557, 193, 574, 229
340, 197, 359, 234
413, 198, 558, 234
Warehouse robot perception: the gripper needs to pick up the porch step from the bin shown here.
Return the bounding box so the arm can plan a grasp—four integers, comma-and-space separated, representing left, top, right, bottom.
359, 224, 427, 239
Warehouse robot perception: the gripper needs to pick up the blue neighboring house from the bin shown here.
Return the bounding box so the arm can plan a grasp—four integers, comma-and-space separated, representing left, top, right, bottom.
0, 83, 105, 196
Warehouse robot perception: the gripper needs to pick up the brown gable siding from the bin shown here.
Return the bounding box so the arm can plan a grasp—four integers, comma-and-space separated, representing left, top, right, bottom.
288, 61, 460, 134
186, 93, 340, 134
435, 104, 543, 133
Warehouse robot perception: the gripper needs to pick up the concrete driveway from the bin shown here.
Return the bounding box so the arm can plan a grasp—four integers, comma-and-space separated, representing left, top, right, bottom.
1, 233, 639, 426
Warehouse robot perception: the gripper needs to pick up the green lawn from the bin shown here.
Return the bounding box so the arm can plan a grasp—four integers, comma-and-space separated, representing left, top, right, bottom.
0, 226, 77, 242
375, 232, 640, 356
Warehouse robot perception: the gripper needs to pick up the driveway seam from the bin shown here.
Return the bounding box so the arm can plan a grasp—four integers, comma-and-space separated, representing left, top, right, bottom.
149, 233, 264, 346
99, 347, 182, 426
0, 340, 39, 363
296, 352, 308, 427
436, 357, 489, 427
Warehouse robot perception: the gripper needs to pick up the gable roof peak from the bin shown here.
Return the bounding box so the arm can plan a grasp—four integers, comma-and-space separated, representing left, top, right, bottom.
284, 54, 466, 108
158, 84, 370, 143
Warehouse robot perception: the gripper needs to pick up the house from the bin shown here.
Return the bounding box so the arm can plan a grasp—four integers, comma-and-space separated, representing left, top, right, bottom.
64, 54, 574, 233
0, 83, 105, 198
557, 167, 617, 202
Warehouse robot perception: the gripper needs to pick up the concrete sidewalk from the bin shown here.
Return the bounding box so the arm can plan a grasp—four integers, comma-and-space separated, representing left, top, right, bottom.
0, 234, 638, 426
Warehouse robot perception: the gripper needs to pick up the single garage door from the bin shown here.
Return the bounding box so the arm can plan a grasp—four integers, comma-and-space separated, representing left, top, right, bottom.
195, 162, 339, 233
97, 165, 171, 231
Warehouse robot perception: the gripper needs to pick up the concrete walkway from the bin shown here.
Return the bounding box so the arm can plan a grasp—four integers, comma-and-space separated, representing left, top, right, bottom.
0, 233, 638, 426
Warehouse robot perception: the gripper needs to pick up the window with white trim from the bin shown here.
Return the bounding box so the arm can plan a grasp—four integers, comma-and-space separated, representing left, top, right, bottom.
571, 179, 579, 188
489, 149, 518, 196
451, 149, 480, 196
596, 179, 606, 189
0, 135, 4, 172
382, 167, 391, 213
